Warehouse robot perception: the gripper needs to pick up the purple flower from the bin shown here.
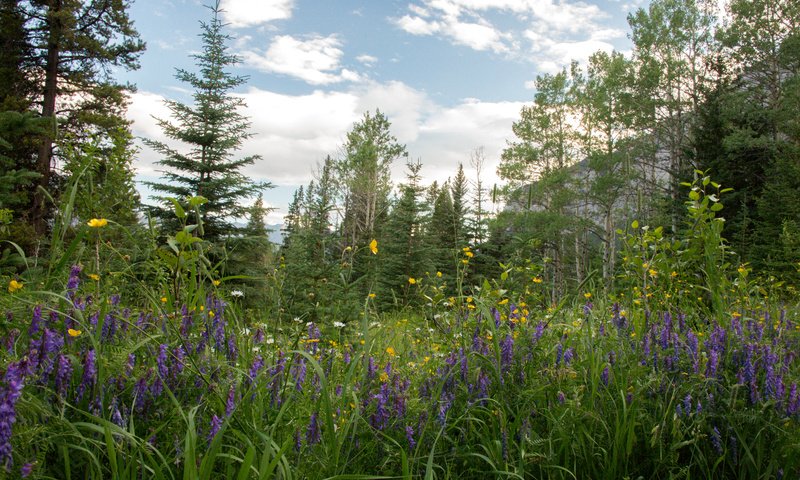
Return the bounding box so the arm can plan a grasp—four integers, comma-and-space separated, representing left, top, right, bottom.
76, 349, 97, 402
225, 385, 236, 417
787, 383, 799, 416
371, 383, 390, 430
557, 391, 565, 404
563, 347, 575, 366
600, 366, 609, 387
0, 362, 25, 468
710, 426, 723, 455
29, 306, 42, 338
500, 335, 513, 373
705, 350, 719, 379
555, 343, 563, 367
55, 354, 73, 398
293, 356, 306, 392
306, 412, 320, 445
405, 425, 416, 449
248, 355, 264, 385
66, 265, 82, 296
20, 462, 33, 478
208, 414, 222, 446
367, 356, 377, 380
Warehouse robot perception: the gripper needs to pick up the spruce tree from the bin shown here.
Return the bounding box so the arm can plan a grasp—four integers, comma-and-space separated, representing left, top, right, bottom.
145, 2, 269, 242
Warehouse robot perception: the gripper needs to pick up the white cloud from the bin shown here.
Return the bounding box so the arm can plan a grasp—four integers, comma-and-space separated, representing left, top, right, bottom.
395, 0, 625, 70
242, 34, 361, 85
356, 54, 378, 66
128, 83, 522, 219
219, 0, 294, 28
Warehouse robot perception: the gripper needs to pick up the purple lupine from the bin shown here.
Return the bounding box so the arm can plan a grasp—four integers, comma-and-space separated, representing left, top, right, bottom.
226, 334, 238, 363
29, 306, 42, 338
306, 412, 320, 445
76, 349, 97, 401
293, 356, 306, 392
371, 383, 390, 430
133, 369, 151, 413
20, 462, 33, 478
557, 391, 566, 404
563, 347, 575, 366
686, 331, 699, 373
405, 425, 416, 449
248, 355, 265, 385
225, 385, 236, 417
38, 328, 63, 380
343, 349, 351, 365
0, 363, 24, 468
583, 301, 593, 316
533, 321, 545, 342
600, 366, 609, 387
294, 429, 302, 452
125, 354, 135, 377
476, 370, 490, 403
705, 349, 719, 378
367, 356, 377, 381
110, 397, 124, 427
683, 394, 692, 415
500, 335, 513, 373
173, 346, 186, 378
66, 265, 82, 297
710, 426, 723, 455
555, 343, 563, 367
253, 328, 265, 344
55, 354, 73, 398
208, 414, 223, 446
787, 383, 799, 416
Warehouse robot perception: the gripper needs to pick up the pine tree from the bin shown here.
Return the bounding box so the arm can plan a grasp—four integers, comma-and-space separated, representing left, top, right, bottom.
451, 163, 470, 248
21, 0, 145, 234
145, 2, 269, 242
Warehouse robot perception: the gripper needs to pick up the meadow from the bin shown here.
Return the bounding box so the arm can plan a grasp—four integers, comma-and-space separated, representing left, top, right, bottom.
1, 192, 799, 479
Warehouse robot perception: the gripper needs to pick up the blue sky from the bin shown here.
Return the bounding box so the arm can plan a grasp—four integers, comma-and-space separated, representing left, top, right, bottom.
125, 0, 648, 223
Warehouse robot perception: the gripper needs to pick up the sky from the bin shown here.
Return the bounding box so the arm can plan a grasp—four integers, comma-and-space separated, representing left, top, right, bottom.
124, 0, 649, 224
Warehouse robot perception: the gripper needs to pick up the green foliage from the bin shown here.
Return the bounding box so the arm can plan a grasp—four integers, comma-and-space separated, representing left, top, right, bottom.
145, 3, 269, 242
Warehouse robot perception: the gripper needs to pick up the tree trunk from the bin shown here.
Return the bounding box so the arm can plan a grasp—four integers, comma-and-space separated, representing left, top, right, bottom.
32, 0, 62, 235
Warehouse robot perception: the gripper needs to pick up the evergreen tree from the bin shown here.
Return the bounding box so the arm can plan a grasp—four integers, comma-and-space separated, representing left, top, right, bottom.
145, 2, 269, 242
20, 0, 145, 234
378, 161, 428, 308
451, 163, 470, 248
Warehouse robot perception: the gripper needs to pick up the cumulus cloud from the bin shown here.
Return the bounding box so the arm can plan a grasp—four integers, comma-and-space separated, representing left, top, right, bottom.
242, 34, 362, 85
219, 0, 294, 28
395, 0, 625, 71
127, 82, 521, 218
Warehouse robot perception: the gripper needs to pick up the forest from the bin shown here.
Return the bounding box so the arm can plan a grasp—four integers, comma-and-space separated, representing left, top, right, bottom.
0, 0, 799, 478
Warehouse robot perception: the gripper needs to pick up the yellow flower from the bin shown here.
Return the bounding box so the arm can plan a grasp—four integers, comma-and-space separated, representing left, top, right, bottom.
88, 273, 100, 281
87, 218, 108, 228
462, 246, 471, 252
408, 277, 416, 285
8, 279, 23, 293
368, 293, 376, 299
466, 296, 473, 303
208, 310, 215, 318
386, 346, 396, 356
369, 239, 378, 255
344, 246, 352, 252
161, 296, 168, 303
213, 280, 221, 286
532, 277, 543, 284
461, 259, 469, 265
68, 328, 82, 337
671, 271, 678, 278
436, 271, 442, 278
464, 251, 474, 258
648, 269, 658, 277
379, 371, 389, 382
584, 292, 592, 299
498, 298, 509, 305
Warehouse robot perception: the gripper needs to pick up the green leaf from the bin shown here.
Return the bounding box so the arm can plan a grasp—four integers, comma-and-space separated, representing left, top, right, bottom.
168, 197, 186, 219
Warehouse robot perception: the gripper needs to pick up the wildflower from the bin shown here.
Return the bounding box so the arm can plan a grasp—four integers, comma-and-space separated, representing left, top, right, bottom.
225, 385, 236, 417
464, 250, 474, 258
532, 276, 543, 283
408, 277, 416, 285
368, 293, 376, 299
55, 355, 73, 398
7, 280, 23, 294
306, 412, 321, 445
369, 239, 378, 255
379, 371, 389, 383
20, 462, 33, 478
208, 415, 222, 446
710, 426, 723, 456
584, 292, 592, 299
87, 218, 108, 228
333, 321, 345, 328
87, 273, 100, 281
160, 296, 168, 303
0, 362, 24, 468
67, 328, 82, 337
436, 271, 442, 278
405, 425, 416, 449
648, 269, 658, 277
386, 346, 396, 357
230, 290, 244, 298
601, 366, 610, 387
76, 349, 97, 401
